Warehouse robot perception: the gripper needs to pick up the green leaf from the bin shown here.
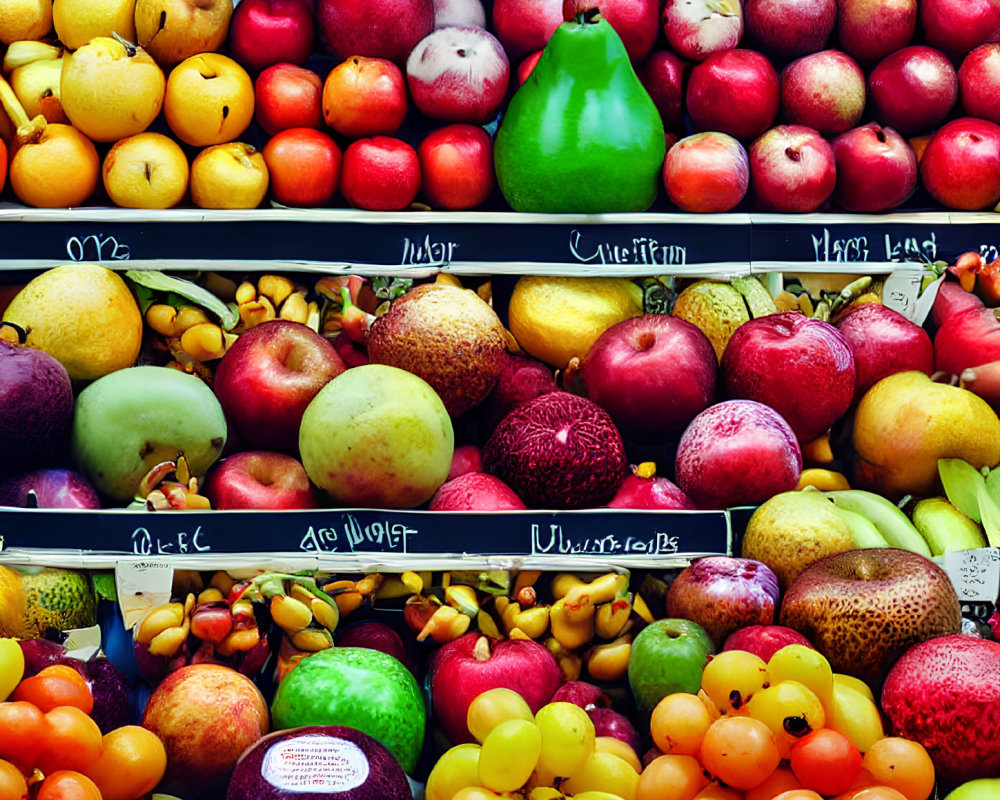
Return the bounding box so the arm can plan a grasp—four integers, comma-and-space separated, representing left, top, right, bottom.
125, 269, 240, 331
938, 458, 985, 523
91, 571, 117, 602
977, 481, 1000, 547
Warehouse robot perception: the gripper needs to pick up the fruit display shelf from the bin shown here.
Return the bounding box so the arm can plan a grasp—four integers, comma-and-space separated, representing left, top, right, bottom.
2, 205, 1000, 278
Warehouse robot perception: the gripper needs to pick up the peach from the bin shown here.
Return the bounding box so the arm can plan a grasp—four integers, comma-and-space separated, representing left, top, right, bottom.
321, 55, 407, 138
663, 131, 748, 213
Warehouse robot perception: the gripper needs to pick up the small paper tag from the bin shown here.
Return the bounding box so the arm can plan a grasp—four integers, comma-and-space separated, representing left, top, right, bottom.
261, 735, 370, 792
115, 561, 174, 631
943, 547, 1000, 602
62, 625, 103, 662
882, 269, 944, 326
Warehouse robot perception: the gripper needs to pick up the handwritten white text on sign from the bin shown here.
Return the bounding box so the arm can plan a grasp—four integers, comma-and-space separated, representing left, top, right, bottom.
131, 526, 210, 555
299, 514, 416, 553
531, 524, 680, 556
67, 234, 131, 262
810, 229, 937, 264
569, 229, 687, 267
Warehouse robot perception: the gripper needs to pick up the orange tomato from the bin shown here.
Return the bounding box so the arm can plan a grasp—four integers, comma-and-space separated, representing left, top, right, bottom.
81, 725, 167, 800
11, 665, 93, 714
0, 758, 28, 800
861, 737, 936, 800
0, 701, 48, 773
36, 706, 102, 776
35, 770, 101, 800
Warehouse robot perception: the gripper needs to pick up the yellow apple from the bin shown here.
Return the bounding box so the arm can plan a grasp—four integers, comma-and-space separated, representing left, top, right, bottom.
190, 142, 269, 209
0, 0, 53, 45
52, 0, 135, 51
103, 132, 189, 209
164, 52, 253, 146
135, 0, 232, 68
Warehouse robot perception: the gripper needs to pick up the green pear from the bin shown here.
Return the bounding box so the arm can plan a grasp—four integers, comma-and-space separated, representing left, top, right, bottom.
71, 366, 226, 501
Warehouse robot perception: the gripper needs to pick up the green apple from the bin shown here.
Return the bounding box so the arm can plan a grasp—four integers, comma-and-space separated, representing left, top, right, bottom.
945, 779, 1000, 800
298, 363, 453, 508
71, 366, 227, 501
628, 618, 715, 711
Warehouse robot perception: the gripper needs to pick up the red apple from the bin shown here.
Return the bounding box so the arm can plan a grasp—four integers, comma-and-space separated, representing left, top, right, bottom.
687, 49, 780, 140
745, 0, 837, 61
662, 0, 743, 62
335, 620, 414, 673
491, 0, 562, 61
202, 450, 319, 510
428, 633, 563, 744
140, 664, 269, 798
579, 314, 719, 437
722, 624, 815, 661
254, 62, 323, 135
663, 131, 749, 212
550, 681, 609, 709
868, 45, 958, 135
406, 26, 510, 124
213, 319, 347, 454
831, 122, 919, 212
516, 50, 543, 84
262, 127, 341, 207
920, 116, 1000, 210
587, 707, 641, 752
479, 351, 558, 431
447, 444, 482, 479
0, 468, 100, 509
834, 302, 935, 400
606, 467, 696, 510
229, 0, 314, 73
640, 50, 688, 132
666, 556, 781, 647
321, 56, 408, 139
418, 124, 494, 210
316, 0, 435, 64
675, 399, 803, 510
428, 471, 527, 510
340, 136, 421, 211
721, 311, 856, 442
780, 50, 866, 135
562, 0, 660, 62
749, 124, 837, 213
960, 43, 1000, 123
433, 0, 485, 27
920, 0, 1000, 58
836, 0, 917, 66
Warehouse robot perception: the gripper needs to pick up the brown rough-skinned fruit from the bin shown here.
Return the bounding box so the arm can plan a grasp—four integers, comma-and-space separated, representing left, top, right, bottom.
367, 283, 507, 417
483, 391, 628, 509
778, 547, 961, 689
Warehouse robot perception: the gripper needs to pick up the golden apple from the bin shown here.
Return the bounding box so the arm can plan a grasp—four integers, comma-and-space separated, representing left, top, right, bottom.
103, 132, 189, 209
0, 0, 53, 45
164, 52, 253, 147
135, 0, 232, 68
190, 142, 269, 209
52, 0, 135, 51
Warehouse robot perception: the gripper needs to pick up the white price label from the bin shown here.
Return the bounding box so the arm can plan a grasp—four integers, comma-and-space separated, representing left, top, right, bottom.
882, 269, 944, 326
115, 561, 174, 630
261, 735, 370, 793
943, 547, 1000, 602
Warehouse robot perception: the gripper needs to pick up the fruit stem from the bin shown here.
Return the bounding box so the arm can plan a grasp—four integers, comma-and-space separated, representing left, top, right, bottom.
576, 8, 602, 24
0, 73, 46, 147
473, 635, 492, 661
111, 31, 138, 58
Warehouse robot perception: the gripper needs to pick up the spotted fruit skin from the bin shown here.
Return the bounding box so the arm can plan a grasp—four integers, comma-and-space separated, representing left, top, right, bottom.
881, 634, 1000, 783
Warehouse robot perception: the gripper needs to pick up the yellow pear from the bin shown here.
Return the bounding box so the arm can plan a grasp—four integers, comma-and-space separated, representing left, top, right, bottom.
0, 0, 53, 45
10, 56, 67, 123
134, 0, 232, 68
60, 35, 165, 142
52, 0, 135, 50
853, 370, 1000, 499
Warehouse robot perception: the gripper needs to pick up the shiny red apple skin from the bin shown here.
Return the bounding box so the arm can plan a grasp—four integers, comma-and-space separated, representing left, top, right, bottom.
213, 319, 347, 454
836, 0, 917, 65
662, 0, 743, 62
322, 56, 408, 139
491, 0, 562, 61
429, 633, 563, 744
418, 124, 494, 210
0, 468, 100, 509
262, 127, 342, 207
745, 0, 837, 61
721, 312, 856, 443
663, 131, 749, 213
316, 0, 435, 64
831, 122, 918, 212
780, 50, 866, 135
867, 45, 958, 135
960, 43, 1000, 123
254, 62, 323, 135
640, 50, 688, 132
202, 450, 319, 510
675, 399, 803, 510
336, 620, 415, 673
447, 443, 483, 480
749, 124, 837, 213
606, 471, 695, 510
920, 116, 1000, 210
687, 49, 780, 140
428, 472, 527, 510
340, 136, 421, 211
580, 314, 719, 437
920, 0, 1000, 58
721, 624, 815, 661
516, 50, 543, 84
834, 302, 934, 400
229, 0, 314, 73
406, 26, 510, 124
562, 0, 660, 62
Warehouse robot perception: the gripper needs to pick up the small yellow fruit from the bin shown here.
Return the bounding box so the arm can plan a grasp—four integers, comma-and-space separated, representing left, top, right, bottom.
164, 52, 254, 146
52, 0, 136, 51
1, 263, 143, 381
60, 36, 165, 143
103, 132, 189, 209
190, 142, 269, 209
0, 0, 53, 45
9, 123, 99, 208
134, 0, 233, 68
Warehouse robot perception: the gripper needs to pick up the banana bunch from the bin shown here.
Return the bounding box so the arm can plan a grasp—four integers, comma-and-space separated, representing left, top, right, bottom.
2, 40, 65, 125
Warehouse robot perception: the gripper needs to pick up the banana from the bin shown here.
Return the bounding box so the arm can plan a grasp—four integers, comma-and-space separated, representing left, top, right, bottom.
831, 505, 889, 549
825, 490, 931, 557
911, 496, 987, 556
